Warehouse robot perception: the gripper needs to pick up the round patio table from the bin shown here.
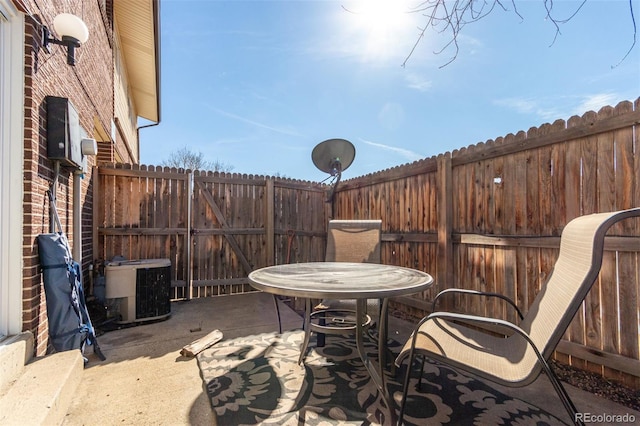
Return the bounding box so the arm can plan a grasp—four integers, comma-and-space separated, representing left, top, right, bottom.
248, 261, 434, 424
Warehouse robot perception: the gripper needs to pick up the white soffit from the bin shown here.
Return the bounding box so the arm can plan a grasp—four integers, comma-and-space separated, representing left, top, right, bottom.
114, 0, 160, 123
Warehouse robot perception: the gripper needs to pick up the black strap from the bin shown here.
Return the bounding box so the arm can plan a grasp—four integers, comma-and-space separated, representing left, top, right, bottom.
41, 263, 68, 270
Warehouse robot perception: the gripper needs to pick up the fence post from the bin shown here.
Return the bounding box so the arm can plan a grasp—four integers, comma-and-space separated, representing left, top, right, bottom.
265, 178, 275, 265
186, 171, 193, 300
437, 153, 453, 309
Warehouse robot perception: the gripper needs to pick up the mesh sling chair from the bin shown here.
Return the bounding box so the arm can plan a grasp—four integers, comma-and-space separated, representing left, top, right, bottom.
395, 208, 640, 426
271, 219, 382, 337
308, 219, 382, 348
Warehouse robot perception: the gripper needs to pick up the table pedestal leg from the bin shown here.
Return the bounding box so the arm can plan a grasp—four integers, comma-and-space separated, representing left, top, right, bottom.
272, 295, 282, 334
356, 299, 397, 425
298, 298, 312, 365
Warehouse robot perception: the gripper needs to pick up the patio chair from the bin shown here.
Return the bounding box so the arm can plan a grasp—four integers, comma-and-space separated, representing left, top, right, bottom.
309, 219, 382, 346
395, 207, 640, 426
271, 219, 382, 337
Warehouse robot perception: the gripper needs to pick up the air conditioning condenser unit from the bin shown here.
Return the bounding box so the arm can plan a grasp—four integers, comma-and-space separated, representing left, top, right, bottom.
105, 259, 171, 324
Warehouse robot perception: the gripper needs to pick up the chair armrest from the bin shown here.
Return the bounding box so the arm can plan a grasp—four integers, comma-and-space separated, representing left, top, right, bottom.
423, 311, 544, 362
431, 289, 524, 320
396, 311, 544, 369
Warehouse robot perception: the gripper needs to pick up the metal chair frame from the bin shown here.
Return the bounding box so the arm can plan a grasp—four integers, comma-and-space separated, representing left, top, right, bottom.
395, 208, 640, 426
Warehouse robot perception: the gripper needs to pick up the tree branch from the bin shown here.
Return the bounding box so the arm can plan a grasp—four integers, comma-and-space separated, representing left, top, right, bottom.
402, 0, 636, 68
612, 0, 637, 68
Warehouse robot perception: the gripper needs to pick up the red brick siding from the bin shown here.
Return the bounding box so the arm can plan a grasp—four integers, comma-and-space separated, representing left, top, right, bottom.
21, 0, 115, 355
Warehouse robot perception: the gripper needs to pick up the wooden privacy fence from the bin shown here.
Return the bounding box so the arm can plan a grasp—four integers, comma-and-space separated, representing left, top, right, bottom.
94, 99, 639, 388
333, 99, 640, 388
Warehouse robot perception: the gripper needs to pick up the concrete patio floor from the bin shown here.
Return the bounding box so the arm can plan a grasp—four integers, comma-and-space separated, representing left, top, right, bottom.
63, 292, 639, 425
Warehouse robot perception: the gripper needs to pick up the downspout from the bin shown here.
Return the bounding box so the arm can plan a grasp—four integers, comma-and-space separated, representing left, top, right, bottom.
72, 170, 82, 263
137, 121, 160, 137
72, 137, 99, 266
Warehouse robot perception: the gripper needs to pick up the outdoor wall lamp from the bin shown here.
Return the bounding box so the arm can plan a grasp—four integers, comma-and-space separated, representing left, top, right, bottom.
42, 13, 89, 66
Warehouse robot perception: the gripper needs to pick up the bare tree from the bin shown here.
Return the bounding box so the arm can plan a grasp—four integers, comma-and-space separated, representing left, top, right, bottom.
161, 146, 234, 172
401, 0, 637, 67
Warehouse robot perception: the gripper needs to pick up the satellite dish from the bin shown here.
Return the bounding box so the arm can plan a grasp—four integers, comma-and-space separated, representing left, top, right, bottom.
312, 138, 356, 176
311, 138, 355, 210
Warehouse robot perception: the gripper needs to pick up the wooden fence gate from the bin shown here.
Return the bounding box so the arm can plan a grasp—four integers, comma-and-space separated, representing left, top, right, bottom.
93, 165, 329, 299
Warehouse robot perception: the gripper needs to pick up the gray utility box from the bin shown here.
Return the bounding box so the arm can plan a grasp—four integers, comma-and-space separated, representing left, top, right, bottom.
46, 96, 83, 169
105, 259, 171, 324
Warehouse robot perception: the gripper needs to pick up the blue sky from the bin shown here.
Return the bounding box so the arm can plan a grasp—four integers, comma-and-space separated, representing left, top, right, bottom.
141, 0, 639, 182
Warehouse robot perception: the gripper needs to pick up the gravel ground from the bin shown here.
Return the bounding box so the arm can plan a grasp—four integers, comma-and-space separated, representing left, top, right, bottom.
550, 360, 640, 412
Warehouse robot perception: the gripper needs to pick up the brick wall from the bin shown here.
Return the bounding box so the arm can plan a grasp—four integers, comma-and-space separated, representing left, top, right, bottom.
21, 0, 115, 355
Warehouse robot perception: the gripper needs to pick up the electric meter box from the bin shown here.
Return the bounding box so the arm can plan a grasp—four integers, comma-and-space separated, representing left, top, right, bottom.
46, 96, 83, 168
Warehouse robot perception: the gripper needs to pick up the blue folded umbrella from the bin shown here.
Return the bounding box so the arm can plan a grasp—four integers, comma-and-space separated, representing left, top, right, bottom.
38, 231, 105, 361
